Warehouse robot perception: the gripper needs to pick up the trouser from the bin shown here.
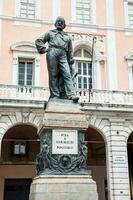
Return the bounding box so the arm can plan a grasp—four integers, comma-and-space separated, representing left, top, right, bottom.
46, 48, 75, 98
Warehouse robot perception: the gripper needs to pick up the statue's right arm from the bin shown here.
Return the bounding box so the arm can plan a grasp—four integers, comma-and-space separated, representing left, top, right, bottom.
35, 32, 50, 54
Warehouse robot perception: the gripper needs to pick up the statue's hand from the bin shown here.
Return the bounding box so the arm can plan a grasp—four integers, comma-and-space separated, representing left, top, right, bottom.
40, 47, 49, 54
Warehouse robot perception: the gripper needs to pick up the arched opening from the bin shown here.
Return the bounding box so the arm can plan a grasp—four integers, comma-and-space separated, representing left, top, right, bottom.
127, 132, 133, 199
85, 126, 107, 200
0, 124, 40, 200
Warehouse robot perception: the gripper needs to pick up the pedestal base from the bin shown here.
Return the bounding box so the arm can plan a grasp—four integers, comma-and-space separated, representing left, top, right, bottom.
29, 175, 98, 200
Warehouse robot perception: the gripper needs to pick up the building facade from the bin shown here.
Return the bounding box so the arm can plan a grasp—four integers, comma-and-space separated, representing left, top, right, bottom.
0, 0, 133, 200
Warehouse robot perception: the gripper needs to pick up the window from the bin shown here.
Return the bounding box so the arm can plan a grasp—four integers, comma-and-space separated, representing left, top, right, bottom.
15, 0, 41, 21
129, 63, 133, 90
76, 0, 91, 24
74, 48, 92, 89
18, 59, 34, 86
20, 0, 36, 19
13, 141, 27, 156
11, 42, 40, 86
128, 3, 133, 26
124, 1, 133, 27
125, 53, 133, 90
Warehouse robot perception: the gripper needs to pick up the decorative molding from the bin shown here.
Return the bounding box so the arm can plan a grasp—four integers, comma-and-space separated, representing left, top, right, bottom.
10, 41, 37, 52
0, 111, 43, 138
0, 14, 133, 32
125, 52, 133, 60
86, 116, 110, 141
70, 33, 105, 58
70, 33, 105, 89
22, 112, 31, 123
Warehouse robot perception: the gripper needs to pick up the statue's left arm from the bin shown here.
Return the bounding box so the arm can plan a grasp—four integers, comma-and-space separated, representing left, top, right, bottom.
67, 38, 74, 65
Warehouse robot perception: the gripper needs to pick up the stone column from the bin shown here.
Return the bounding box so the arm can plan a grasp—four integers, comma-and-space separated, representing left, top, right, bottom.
107, 119, 131, 200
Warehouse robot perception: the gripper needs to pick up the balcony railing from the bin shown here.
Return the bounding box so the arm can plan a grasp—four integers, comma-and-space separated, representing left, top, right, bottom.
77, 89, 133, 105
0, 84, 133, 106
0, 84, 50, 102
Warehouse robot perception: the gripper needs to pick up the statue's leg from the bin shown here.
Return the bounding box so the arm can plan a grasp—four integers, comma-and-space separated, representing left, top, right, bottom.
59, 75, 68, 99
59, 53, 76, 99
46, 50, 60, 98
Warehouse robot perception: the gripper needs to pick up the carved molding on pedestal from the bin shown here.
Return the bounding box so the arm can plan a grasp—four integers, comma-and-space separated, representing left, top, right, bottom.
36, 129, 89, 175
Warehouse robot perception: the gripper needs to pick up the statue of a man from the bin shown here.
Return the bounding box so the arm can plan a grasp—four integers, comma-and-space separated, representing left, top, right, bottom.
35, 16, 79, 103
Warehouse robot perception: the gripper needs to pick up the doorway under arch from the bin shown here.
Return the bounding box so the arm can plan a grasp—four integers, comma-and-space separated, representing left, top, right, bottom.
127, 132, 133, 200
85, 126, 107, 200
0, 124, 40, 200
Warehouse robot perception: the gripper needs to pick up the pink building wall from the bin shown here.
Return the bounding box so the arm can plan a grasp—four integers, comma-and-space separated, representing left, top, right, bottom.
0, 0, 133, 91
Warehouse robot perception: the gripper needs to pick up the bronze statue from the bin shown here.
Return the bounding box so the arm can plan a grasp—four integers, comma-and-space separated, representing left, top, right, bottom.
35, 16, 79, 103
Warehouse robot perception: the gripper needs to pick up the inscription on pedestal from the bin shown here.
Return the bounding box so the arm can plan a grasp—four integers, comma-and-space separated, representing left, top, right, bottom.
52, 129, 78, 155
36, 128, 88, 175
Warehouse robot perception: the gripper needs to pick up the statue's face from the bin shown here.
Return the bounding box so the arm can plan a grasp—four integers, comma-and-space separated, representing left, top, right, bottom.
55, 19, 65, 31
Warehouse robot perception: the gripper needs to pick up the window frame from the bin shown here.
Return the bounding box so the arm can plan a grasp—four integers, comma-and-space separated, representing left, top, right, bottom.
20, 0, 36, 19
124, 0, 133, 28
74, 48, 93, 89
76, 0, 92, 25
11, 140, 28, 157
126, 53, 133, 90
71, 0, 96, 25
15, 0, 41, 20
18, 58, 35, 86
11, 42, 40, 86
128, 3, 133, 26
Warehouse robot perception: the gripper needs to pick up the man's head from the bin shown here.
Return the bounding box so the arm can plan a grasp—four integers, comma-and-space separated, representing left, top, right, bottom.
55, 16, 66, 30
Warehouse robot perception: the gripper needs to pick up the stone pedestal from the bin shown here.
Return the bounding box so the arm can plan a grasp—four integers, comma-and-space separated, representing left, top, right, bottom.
38, 99, 88, 132
29, 175, 98, 200
29, 99, 98, 200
